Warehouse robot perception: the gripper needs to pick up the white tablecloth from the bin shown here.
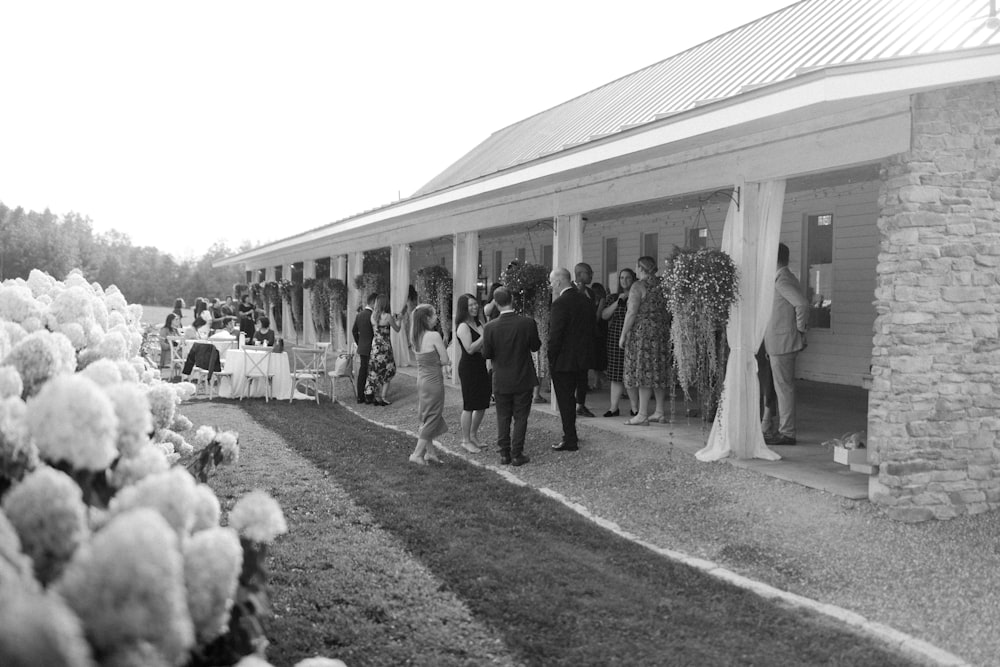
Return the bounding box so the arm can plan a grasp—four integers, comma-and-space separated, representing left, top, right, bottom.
217, 348, 296, 399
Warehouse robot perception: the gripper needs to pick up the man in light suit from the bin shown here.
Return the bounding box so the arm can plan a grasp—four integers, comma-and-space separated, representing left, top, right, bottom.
482, 287, 541, 466
763, 243, 810, 445
548, 267, 596, 452
351, 292, 378, 404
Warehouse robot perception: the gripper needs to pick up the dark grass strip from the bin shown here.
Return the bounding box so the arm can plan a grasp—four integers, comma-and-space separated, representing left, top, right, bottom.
242, 401, 916, 667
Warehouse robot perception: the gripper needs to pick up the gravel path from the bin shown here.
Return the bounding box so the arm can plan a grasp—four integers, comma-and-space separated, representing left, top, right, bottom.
339, 371, 1000, 667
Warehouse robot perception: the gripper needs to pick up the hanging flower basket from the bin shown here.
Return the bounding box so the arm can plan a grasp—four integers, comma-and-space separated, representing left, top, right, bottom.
415, 265, 453, 341
328, 279, 347, 351
354, 273, 386, 303
663, 247, 739, 420
501, 260, 551, 379
278, 280, 303, 338
263, 281, 281, 332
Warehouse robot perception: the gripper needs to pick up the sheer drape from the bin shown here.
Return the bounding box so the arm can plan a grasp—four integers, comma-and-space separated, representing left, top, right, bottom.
696, 179, 786, 462
390, 244, 412, 367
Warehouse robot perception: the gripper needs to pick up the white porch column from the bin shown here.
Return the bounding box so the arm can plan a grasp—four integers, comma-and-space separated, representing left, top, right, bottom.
553, 213, 584, 272
282, 283, 294, 343
301, 259, 316, 346
346, 251, 364, 353
697, 178, 786, 462
450, 231, 479, 385
390, 244, 412, 367
330, 255, 347, 351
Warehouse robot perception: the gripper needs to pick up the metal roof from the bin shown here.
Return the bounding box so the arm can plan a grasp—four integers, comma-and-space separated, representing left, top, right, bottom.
414, 0, 1000, 197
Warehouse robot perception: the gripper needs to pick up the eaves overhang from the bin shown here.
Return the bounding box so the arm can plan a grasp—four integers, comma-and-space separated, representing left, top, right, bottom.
216, 45, 1000, 268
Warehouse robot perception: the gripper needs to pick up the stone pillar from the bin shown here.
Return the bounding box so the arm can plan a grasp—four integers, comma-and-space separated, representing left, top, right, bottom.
553, 213, 584, 273
450, 231, 479, 385
869, 81, 1000, 521
302, 259, 316, 346
346, 251, 364, 353
390, 244, 412, 367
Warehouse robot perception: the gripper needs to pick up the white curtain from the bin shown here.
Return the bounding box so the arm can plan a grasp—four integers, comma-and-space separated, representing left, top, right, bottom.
696, 179, 786, 462
390, 244, 412, 367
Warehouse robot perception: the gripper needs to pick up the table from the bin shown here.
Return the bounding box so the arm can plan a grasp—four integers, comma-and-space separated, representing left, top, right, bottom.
216, 348, 298, 400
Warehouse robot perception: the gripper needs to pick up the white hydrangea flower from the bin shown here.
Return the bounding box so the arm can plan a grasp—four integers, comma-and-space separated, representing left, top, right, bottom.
56, 509, 195, 664
25, 268, 57, 298
235, 656, 275, 667
116, 359, 139, 384
0, 325, 11, 361
171, 414, 194, 432
0, 365, 23, 399
193, 425, 216, 448
0, 394, 34, 463
95, 330, 128, 361
1, 320, 28, 348
109, 467, 200, 537
110, 443, 168, 488
183, 526, 242, 643
63, 271, 90, 290
0, 586, 94, 667
20, 315, 44, 332
107, 310, 126, 330
0, 283, 45, 324
57, 321, 88, 349
294, 659, 348, 667
79, 357, 123, 386
217, 431, 239, 465
0, 508, 37, 590
103, 382, 152, 457
228, 490, 287, 544
49, 285, 97, 333
3, 329, 77, 397
2, 466, 90, 584
191, 484, 222, 533
26, 374, 119, 471
146, 384, 179, 431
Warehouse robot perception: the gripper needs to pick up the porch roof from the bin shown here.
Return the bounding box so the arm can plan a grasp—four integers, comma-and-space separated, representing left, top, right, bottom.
217, 0, 1000, 267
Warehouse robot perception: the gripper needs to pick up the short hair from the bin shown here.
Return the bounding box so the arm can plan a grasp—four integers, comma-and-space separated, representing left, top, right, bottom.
493, 287, 512, 307
259, 316, 270, 328
366, 292, 379, 306
574, 262, 593, 274
777, 243, 790, 266
551, 267, 572, 283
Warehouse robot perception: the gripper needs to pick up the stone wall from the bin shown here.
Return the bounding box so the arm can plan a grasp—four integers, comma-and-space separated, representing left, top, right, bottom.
870, 81, 1000, 521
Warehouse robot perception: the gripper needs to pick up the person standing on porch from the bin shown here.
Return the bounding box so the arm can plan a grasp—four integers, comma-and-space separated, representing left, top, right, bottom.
573, 262, 599, 417
482, 287, 540, 466
763, 243, 810, 446
351, 292, 377, 404
548, 267, 596, 452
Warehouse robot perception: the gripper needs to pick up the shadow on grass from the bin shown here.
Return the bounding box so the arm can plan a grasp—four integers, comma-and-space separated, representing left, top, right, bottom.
241, 400, 915, 667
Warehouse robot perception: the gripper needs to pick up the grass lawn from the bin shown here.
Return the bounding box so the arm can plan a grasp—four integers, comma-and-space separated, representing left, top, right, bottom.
188, 397, 917, 667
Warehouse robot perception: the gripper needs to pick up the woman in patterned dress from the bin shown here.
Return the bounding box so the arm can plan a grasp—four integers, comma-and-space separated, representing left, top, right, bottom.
619, 256, 673, 424
601, 268, 638, 417
365, 294, 400, 406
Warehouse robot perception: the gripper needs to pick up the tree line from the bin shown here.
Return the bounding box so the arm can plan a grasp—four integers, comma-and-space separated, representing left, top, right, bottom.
0, 202, 250, 305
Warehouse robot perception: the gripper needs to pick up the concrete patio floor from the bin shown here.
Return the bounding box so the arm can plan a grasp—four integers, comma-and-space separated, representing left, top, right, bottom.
400, 369, 873, 500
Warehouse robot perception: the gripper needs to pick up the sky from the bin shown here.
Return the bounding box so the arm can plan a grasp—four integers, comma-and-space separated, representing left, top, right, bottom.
1, 0, 795, 260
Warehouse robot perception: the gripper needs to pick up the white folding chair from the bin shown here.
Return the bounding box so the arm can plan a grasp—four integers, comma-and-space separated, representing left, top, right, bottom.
327, 349, 355, 404
166, 336, 186, 380
289, 347, 326, 404
240, 348, 275, 402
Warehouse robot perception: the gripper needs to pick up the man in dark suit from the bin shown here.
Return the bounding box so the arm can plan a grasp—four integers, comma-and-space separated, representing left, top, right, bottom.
482, 287, 541, 466
548, 267, 596, 451
573, 262, 600, 417
351, 292, 378, 404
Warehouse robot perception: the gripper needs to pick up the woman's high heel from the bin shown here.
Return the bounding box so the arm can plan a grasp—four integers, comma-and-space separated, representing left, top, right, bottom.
624, 415, 649, 426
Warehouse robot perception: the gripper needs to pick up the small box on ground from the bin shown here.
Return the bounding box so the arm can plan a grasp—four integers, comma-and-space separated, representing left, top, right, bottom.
834, 445, 868, 466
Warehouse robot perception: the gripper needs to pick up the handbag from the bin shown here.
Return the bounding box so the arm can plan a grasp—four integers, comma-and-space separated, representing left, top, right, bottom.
332, 353, 353, 378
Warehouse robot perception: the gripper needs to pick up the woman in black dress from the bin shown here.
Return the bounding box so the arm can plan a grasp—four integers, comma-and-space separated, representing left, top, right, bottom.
237, 294, 258, 342
455, 293, 490, 453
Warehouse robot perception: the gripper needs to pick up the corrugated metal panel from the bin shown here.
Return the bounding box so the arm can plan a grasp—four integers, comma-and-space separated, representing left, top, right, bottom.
414, 0, 1000, 197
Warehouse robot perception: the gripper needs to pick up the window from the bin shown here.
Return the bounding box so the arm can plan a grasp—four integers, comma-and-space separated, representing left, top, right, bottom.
256, 268, 266, 282
494, 250, 502, 280
274, 265, 283, 281
516, 247, 526, 263
604, 237, 618, 289
314, 257, 331, 279
641, 232, 658, 264
804, 213, 833, 329
686, 227, 709, 249
439, 257, 446, 266
541, 244, 553, 267
245, 270, 253, 284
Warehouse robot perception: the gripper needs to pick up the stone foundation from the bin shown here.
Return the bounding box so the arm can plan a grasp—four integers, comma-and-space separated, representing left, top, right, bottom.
870, 81, 1000, 521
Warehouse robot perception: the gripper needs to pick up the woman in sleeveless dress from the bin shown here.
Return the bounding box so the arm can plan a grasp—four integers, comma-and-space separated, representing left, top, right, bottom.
454, 293, 490, 453
409, 304, 451, 464
601, 268, 639, 417
365, 294, 401, 405
620, 256, 673, 424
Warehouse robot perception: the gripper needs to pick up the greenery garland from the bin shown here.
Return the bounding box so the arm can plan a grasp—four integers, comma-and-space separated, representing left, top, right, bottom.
278, 279, 303, 337
414, 265, 453, 342
353, 273, 386, 303
327, 278, 347, 350
662, 247, 739, 420
233, 283, 249, 301
303, 277, 330, 341
501, 261, 551, 379
263, 281, 282, 332
249, 282, 264, 310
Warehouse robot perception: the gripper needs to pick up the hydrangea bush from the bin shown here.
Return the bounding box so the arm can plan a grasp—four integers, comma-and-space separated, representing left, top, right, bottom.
0, 269, 338, 667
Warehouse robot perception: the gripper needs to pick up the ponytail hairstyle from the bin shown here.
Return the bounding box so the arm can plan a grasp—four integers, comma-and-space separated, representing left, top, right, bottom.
410, 304, 436, 350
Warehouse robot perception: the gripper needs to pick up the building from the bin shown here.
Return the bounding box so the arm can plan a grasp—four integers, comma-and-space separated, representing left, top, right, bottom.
217, 0, 1000, 521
